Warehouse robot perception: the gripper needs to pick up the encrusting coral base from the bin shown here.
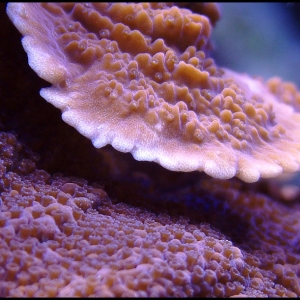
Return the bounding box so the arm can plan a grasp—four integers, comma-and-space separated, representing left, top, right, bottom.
0, 130, 300, 297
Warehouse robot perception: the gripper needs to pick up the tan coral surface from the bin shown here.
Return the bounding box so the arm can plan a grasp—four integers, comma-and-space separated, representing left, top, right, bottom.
0, 131, 300, 297
6, 2, 300, 182
2, 2, 300, 298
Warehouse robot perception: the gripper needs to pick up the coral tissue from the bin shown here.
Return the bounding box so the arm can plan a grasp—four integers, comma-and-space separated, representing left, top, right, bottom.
6, 2, 300, 183
0, 131, 300, 297
3, 2, 300, 298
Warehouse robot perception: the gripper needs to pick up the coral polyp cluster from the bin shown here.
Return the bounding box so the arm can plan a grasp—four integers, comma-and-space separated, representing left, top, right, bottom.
7, 2, 300, 182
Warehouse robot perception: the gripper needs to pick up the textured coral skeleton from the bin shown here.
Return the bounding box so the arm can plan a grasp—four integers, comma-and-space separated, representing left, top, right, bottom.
1, 2, 300, 298
6, 2, 300, 183
0, 131, 300, 297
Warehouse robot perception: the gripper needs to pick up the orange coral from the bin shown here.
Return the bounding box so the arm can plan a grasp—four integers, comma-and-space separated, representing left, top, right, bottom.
0, 131, 300, 297
6, 2, 300, 183
2, 2, 300, 298
266, 77, 300, 110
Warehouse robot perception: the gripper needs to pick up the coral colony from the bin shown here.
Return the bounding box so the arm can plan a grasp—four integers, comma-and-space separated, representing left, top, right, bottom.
1, 3, 300, 297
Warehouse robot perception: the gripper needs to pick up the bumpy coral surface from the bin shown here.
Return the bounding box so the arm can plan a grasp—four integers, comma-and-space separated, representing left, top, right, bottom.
0, 131, 300, 297
2, 2, 300, 298
6, 2, 300, 183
